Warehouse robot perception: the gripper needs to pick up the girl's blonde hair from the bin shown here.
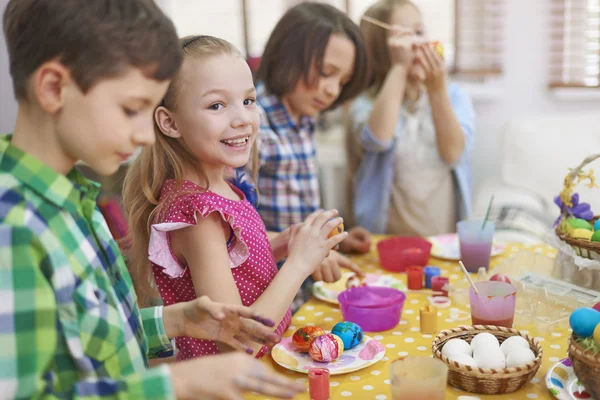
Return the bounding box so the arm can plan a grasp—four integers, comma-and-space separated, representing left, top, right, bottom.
122, 35, 259, 305
360, 0, 419, 92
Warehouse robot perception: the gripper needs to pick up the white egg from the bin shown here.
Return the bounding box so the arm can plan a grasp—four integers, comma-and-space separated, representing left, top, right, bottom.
473, 348, 506, 369
470, 332, 499, 353
448, 353, 478, 368
506, 348, 536, 368
442, 339, 472, 358
500, 336, 530, 357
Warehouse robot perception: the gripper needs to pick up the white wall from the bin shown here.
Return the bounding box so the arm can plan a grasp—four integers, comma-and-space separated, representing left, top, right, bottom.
469, 0, 600, 191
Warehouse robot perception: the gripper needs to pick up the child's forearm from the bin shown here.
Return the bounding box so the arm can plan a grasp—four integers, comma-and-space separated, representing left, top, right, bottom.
428, 87, 466, 164
368, 65, 408, 143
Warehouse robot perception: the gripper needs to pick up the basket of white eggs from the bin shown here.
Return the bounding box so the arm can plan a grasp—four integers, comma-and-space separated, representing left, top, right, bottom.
432, 325, 543, 395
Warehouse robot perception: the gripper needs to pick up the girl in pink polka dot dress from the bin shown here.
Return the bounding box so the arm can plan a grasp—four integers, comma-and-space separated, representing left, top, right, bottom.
122, 35, 348, 361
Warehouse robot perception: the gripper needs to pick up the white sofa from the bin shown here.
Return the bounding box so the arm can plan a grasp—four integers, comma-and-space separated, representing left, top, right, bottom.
473, 112, 600, 244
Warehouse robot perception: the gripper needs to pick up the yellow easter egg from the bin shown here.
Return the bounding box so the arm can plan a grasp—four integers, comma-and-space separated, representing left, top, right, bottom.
594, 322, 600, 347
572, 228, 593, 240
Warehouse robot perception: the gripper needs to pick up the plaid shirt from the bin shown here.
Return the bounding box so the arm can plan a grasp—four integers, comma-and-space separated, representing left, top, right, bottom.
255, 82, 320, 232
0, 136, 174, 399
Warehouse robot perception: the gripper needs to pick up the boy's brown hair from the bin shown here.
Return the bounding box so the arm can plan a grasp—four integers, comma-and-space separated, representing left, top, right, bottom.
256, 2, 370, 110
3, 0, 183, 101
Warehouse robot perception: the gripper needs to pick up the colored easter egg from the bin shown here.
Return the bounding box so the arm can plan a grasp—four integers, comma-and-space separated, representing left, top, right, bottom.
430, 41, 444, 58
594, 323, 600, 347
591, 231, 600, 242
292, 326, 326, 352
309, 334, 344, 362
567, 218, 593, 234
332, 321, 364, 350
594, 219, 600, 231
594, 301, 600, 312
328, 223, 344, 239
571, 228, 593, 240
346, 275, 366, 289
569, 308, 600, 338
489, 273, 512, 284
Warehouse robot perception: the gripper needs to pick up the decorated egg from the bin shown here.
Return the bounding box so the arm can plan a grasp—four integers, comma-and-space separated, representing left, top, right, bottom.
591, 231, 600, 242
430, 41, 444, 58
328, 223, 344, 239
292, 326, 326, 352
594, 301, 600, 312
309, 333, 344, 362
567, 218, 593, 233
594, 323, 600, 346
489, 273, 512, 285
346, 275, 366, 289
569, 308, 600, 338
571, 228, 593, 240
594, 219, 600, 231
332, 321, 364, 350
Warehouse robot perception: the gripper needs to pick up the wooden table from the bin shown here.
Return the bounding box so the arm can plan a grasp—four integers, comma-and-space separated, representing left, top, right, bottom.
248, 239, 567, 400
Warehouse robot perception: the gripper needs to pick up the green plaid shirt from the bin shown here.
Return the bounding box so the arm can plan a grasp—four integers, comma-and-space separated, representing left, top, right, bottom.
0, 136, 175, 399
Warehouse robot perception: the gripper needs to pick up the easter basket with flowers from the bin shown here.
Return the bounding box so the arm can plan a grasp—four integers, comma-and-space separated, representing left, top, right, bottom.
552, 154, 600, 290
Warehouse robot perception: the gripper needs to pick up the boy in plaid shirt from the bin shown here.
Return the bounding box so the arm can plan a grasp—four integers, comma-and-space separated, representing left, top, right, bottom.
0, 1, 304, 399
251, 3, 373, 310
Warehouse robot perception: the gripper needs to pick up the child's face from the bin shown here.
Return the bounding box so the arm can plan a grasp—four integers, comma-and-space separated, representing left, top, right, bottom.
57, 67, 168, 176
390, 4, 426, 83
282, 33, 355, 119
170, 54, 259, 171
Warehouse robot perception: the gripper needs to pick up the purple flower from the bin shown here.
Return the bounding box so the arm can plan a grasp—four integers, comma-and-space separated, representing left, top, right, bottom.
554, 193, 594, 226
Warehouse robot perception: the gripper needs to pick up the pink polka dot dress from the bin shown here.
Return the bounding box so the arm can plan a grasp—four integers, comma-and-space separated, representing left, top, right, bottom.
148, 179, 292, 360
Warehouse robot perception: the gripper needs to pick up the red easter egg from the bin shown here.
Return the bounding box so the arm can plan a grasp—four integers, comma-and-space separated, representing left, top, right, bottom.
292, 326, 326, 352
490, 273, 512, 284
346, 275, 367, 289
593, 301, 600, 312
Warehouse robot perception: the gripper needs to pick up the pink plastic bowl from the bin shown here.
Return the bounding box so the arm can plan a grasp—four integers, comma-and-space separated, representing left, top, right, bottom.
337, 286, 406, 332
376, 236, 432, 272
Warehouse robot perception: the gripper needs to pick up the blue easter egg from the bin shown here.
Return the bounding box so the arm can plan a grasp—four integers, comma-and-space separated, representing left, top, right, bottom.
331, 321, 364, 350
569, 308, 600, 338
594, 219, 600, 231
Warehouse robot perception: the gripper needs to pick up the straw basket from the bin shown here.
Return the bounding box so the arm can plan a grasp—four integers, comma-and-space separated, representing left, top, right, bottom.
568, 336, 600, 399
432, 325, 543, 395
554, 153, 600, 259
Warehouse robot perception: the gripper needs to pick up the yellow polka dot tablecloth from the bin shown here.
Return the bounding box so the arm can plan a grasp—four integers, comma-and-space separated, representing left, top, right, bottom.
247, 240, 571, 400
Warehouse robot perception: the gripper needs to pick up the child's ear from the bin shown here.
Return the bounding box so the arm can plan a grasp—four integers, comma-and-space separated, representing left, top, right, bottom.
155, 106, 181, 138
33, 60, 70, 114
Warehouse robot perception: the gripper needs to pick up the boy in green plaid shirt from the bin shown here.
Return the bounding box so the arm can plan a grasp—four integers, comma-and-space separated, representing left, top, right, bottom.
0, 1, 305, 399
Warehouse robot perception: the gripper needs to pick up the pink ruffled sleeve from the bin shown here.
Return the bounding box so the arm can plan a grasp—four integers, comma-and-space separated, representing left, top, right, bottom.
148, 193, 249, 278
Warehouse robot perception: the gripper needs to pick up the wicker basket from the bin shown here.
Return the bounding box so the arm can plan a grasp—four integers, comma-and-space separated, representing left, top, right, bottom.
554, 153, 600, 259
568, 336, 600, 399
432, 325, 543, 395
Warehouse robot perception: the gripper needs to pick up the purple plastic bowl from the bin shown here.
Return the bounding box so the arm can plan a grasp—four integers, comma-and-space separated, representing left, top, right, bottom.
337, 286, 406, 332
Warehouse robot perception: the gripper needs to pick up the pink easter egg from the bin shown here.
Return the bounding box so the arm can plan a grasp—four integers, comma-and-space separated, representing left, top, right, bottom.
490, 273, 512, 284
593, 301, 600, 312
309, 334, 344, 363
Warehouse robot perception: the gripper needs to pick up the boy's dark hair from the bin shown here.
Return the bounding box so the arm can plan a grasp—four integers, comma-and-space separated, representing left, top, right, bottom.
256, 2, 370, 110
3, 0, 183, 100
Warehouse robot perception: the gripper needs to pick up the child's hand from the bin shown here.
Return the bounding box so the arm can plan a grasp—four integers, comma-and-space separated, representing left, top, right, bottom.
414, 43, 446, 92
311, 250, 365, 283
165, 296, 281, 355
287, 209, 348, 277
338, 226, 372, 254
387, 27, 415, 68
171, 352, 305, 400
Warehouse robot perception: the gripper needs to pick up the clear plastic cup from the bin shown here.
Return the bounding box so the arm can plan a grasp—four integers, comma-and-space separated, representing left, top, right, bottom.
469, 281, 517, 328
390, 357, 448, 400
457, 219, 496, 272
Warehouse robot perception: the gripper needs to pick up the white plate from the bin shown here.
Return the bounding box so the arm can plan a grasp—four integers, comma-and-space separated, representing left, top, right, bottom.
312, 272, 406, 305
546, 358, 596, 399
428, 233, 506, 261
271, 334, 385, 375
